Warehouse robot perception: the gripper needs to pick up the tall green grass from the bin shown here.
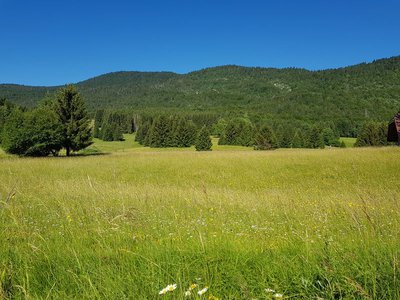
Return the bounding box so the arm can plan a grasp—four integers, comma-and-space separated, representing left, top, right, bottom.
0, 145, 399, 299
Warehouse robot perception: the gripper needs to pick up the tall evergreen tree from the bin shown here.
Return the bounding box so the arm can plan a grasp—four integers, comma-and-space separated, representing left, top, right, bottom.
195, 126, 212, 151
147, 115, 174, 148
355, 121, 388, 147
308, 125, 325, 149
291, 129, 305, 148
174, 118, 197, 147
253, 125, 277, 150
135, 121, 150, 144
53, 85, 93, 156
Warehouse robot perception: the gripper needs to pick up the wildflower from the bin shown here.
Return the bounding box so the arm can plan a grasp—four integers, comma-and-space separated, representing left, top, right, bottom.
198, 287, 208, 296
273, 293, 283, 298
159, 284, 177, 295
167, 284, 177, 291
265, 288, 275, 293
159, 288, 167, 295
189, 283, 198, 290
184, 290, 191, 297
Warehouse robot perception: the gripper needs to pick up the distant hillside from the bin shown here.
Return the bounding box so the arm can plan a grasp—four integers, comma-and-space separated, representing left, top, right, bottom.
1, 56, 399, 123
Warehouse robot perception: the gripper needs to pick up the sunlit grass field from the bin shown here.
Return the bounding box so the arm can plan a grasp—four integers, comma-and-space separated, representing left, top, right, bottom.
0, 137, 399, 299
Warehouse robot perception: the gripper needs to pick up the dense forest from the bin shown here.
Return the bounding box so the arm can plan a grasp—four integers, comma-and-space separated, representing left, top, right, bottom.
1, 56, 399, 129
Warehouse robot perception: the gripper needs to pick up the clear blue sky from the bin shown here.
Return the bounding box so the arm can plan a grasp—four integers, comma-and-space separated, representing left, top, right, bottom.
1, 0, 399, 86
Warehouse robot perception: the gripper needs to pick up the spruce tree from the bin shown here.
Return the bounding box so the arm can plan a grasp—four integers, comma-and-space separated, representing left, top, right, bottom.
253, 125, 277, 150
147, 115, 173, 148
112, 123, 124, 141
355, 121, 387, 147
174, 118, 197, 147
135, 121, 150, 144
213, 118, 227, 137
53, 85, 92, 156
195, 126, 212, 151
291, 130, 304, 148
308, 125, 325, 149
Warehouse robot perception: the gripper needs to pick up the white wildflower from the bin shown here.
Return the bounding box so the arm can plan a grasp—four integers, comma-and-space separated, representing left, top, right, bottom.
159, 283, 177, 295
167, 284, 177, 291
184, 290, 191, 297
274, 293, 283, 298
265, 288, 275, 293
159, 288, 167, 295
198, 287, 208, 296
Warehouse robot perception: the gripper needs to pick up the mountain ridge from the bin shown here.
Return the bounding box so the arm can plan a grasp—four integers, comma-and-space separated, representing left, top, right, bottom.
1, 55, 399, 124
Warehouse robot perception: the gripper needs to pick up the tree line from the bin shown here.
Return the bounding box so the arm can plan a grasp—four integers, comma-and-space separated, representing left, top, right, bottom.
0, 85, 397, 156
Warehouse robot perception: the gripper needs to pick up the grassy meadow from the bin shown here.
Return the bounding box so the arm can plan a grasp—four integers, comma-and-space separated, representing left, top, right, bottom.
0, 136, 399, 299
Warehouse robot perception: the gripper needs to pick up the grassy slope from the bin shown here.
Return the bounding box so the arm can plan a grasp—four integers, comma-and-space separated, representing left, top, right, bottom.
0, 143, 399, 299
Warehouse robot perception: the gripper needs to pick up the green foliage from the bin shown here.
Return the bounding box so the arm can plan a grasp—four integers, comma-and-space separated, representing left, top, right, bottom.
253, 125, 277, 150
135, 121, 150, 144
291, 129, 306, 148
219, 118, 255, 146
322, 127, 340, 147
212, 118, 228, 136
93, 109, 104, 138
94, 109, 137, 141
53, 85, 93, 155
355, 121, 388, 147
173, 118, 197, 147
195, 126, 212, 151
0, 98, 16, 143
147, 115, 174, 148
100, 112, 125, 141
2, 56, 400, 137
2, 107, 63, 156
309, 125, 325, 149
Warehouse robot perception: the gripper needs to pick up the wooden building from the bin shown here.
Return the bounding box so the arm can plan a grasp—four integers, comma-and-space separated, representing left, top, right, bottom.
387, 112, 400, 145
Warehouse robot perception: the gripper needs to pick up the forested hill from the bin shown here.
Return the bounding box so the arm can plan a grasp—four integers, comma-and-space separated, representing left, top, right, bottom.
1, 56, 400, 123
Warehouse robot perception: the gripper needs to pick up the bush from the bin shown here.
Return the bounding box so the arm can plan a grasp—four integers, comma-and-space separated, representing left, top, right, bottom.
2, 107, 63, 156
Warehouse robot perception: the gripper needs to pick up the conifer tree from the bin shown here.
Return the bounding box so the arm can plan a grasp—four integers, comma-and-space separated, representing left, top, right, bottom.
308, 125, 325, 149
253, 125, 277, 150
112, 123, 124, 141
213, 118, 227, 137
135, 121, 150, 144
174, 118, 197, 147
195, 126, 212, 151
147, 115, 173, 148
291, 129, 304, 148
355, 121, 387, 147
53, 85, 92, 156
